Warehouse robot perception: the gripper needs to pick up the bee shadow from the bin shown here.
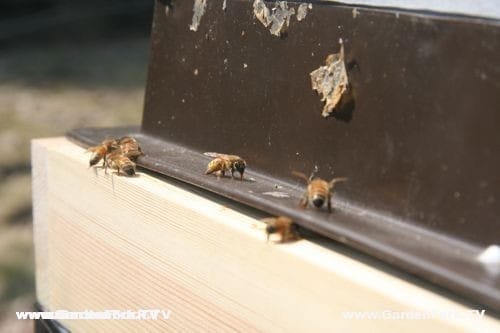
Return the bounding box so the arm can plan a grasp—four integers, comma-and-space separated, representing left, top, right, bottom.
278, 236, 302, 244
206, 174, 255, 183
112, 172, 140, 178
240, 177, 257, 183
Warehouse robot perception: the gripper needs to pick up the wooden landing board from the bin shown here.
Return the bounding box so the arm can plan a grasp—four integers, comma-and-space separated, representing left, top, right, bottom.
31, 137, 499, 332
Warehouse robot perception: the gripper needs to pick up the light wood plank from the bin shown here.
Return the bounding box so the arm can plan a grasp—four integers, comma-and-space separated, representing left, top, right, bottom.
31, 137, 500, 332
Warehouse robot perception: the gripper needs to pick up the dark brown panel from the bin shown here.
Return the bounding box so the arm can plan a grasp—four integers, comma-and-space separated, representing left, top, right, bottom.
144, 0, 500, 246
69, 0, 500, 311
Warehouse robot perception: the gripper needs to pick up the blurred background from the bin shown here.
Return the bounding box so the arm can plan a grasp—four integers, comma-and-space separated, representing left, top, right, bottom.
0, 0, 154, 331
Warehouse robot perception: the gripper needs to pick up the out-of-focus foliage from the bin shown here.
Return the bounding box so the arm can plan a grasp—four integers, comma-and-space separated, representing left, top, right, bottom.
0, 1, 153, 331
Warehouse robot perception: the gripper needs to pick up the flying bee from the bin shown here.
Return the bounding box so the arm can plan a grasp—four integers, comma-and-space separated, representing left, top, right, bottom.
105, 152, 136, 176
292, 170, 347, 213
262, 216, 300, 243
117, 136, 144, 161
204, 152, 246, 180
86, 139, 119, 167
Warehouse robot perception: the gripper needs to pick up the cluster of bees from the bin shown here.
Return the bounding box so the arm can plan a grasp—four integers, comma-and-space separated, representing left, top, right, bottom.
87, 138, 346, 244
87, 137, 144, 176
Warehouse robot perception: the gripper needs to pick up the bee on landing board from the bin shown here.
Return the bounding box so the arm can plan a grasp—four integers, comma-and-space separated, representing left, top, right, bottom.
117, 136, 144, 161
105, 152, 136, 176
292, 170, 347, 213
86, 139, 119, 167
262, 216, 300, 243
86, 136, 143, 177
204, 152, 246, 180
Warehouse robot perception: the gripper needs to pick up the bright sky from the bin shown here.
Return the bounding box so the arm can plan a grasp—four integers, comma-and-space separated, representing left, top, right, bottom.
325, 0, 500, 20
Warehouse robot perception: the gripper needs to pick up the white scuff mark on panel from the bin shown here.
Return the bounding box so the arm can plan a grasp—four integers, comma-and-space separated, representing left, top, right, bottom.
297, 3, 312, 21
263, 191, 290, 198
310, 39, 349, 117
253, 0, 296, 37
269, 2, 295, 36
189, 0, 207, 32
321, 0, 500, 21
223, 0, 227, 11
477, 245, 500, 275
352, 7, 360, 18
253, 0, 271, 27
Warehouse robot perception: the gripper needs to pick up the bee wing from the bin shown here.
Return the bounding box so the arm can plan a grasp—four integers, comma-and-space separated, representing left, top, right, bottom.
118, 136, 131, 142
225, 155, 243, 162
261, 216, 292, 225
204, 152, 243, 164
86, 146, 99, 153
203, 152, 223, 158
118, 136, 138, 145
205, 151, 237, 157
106, 150, 121, 159
260, 217, 277, 225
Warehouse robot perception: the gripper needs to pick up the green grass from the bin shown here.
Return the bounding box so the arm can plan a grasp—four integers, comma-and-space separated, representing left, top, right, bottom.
0, 261, 34, 305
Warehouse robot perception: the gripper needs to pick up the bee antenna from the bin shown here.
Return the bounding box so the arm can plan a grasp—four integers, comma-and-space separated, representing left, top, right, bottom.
329, 177, 348, 188
292, 171, 310, 183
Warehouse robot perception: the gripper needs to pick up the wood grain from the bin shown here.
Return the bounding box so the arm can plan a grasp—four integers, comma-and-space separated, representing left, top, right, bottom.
31, 137, 499, 332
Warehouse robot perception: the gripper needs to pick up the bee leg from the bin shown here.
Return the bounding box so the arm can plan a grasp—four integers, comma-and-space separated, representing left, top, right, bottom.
290, 223, 300, 240
279, 229, 286, 243
101, 156, 107, 170
299, 192, 308, 209
327, 193, 332, 213
265, 224, 276, 242
284, 228, 293, 243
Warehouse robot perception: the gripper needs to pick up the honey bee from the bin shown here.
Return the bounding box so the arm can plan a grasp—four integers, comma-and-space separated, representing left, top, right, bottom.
87, 136, 143, 177
117, 136, 144, 161
204, 152, 246, 180
293, 171, 347, 212
86, 139, 118, 167
262, 216, 300, 243
105, 152, 136, 176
